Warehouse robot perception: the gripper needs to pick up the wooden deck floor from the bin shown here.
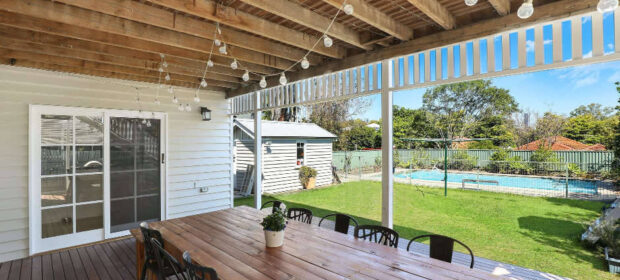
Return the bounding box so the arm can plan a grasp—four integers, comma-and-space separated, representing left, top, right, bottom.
0, 238, 137, 280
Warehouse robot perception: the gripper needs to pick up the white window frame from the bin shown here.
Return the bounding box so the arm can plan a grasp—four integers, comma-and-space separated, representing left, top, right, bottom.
296, 141, 306, 167
29, 105, 168, 254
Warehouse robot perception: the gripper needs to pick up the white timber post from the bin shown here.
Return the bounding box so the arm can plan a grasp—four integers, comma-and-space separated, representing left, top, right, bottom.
254, 93, 262, 209
381, 59, 394, 228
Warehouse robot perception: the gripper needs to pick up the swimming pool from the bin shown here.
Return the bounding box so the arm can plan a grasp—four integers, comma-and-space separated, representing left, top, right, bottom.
394, 170, 600, 194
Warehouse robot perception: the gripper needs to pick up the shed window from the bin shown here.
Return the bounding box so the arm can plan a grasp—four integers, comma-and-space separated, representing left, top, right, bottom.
296, 142, 305, 166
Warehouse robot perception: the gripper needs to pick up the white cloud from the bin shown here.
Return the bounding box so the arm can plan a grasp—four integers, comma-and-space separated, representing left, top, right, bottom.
575, 72, 599, 87
526, 40, 535, 52
543, 39, 553, 45
608, 71, 620, 83
583, 50, 593, 58
581, 16, 591, 24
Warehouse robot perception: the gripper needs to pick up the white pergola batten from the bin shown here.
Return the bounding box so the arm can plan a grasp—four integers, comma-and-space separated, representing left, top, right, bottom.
231, 9, 620, 227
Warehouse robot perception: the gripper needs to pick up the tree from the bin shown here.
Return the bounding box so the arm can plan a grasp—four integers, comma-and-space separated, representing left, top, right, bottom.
533, 112, 566, 140
392, 106, 437, 149
562, 114, 616, 147
422, 80, 519, 141
468, 115, 516, 148
569, 103, 614, 120
340, 125, 380, 150
305, 98, 371, 151
613, 82, 620, 181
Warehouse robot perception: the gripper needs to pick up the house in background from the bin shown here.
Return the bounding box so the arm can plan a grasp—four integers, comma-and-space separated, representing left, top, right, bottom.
234, 119, 336, 194
516, 136, 607, 151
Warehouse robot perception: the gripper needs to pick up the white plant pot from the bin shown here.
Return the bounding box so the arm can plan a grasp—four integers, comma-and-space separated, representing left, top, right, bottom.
264, 229, 285, 247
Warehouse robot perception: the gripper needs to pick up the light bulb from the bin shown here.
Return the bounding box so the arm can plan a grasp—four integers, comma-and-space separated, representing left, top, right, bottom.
160, 53, 165, 59
207, 60, 214, 68
259, 76, 267, 88
517, 0, 534, 19
242, 70, 250, 81
185, 104, 192, 112
465, 0, 477, 6
214, 39, 221, 46
230, 59, 238, 70
301, 56, 310, 69
158, 66, 164, 72
193, 95, 200, 103
323, 35, 333, 48
177, 103, 184, 111
146, 120, 151, 127
154, 98, 160, 105
279, 72, 287, 85
343, 4, 354, 15
598, 0, 618, 13
165, 73, 171, 81
167, 86, 174, 94
200, 79, 208, 88
162, 61, 168, 68
142, 119, 147, 124
172, 95, 178, 103
219, 44, 227, 55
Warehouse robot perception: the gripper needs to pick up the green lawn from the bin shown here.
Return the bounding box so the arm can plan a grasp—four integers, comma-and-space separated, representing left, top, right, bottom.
235, 181, 609, 280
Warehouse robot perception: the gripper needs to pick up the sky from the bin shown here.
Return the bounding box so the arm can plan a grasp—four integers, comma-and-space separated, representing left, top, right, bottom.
354, 12, 620, 121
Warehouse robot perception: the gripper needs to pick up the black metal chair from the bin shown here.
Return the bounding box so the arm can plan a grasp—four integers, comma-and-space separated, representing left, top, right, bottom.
151, 238, 188, 280
287, 207, 313, 224
407, 234, 475, 269
354, 225, 399, 248
183, 251, 218, 280
140, 222, 175, 280
260, 200, 285, 213
318, 213, 358, 234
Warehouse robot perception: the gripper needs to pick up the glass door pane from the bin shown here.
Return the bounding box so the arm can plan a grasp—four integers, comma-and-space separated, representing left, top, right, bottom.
110, 117, 161, 233
40, 114, 104, 239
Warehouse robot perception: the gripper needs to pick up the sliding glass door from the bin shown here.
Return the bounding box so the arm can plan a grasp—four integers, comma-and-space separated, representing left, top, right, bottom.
109, 117, 162, 234
30, 106, 166, 254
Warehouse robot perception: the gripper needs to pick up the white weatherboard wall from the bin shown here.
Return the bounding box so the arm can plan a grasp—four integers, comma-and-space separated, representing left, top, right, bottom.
0, 66, 233, 262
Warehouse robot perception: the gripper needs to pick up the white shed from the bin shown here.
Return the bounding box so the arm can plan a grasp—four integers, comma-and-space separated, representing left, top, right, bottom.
234, 119, 337, 194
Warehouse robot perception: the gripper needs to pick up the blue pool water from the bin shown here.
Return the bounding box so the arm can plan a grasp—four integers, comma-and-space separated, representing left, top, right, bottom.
394, 170, 599, 194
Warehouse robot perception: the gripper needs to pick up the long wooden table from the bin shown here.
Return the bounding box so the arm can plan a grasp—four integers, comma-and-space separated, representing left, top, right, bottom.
130, 206, 501, 279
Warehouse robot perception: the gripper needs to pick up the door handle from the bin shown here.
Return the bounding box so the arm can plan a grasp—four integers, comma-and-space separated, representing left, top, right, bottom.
161, 153, 165, 164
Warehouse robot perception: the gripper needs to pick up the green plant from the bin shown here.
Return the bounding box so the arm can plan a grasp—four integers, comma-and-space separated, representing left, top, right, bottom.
592, 219, 620, 259
568, 163, 586, 178
260, 208, 287, 231
448, 151, 477, 171
299, 166, 317, 186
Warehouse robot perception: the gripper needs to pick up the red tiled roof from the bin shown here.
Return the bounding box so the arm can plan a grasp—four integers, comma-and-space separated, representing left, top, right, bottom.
516, 136, 606, 151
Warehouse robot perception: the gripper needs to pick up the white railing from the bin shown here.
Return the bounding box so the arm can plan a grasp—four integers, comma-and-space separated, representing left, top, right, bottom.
232, 10, 620, 115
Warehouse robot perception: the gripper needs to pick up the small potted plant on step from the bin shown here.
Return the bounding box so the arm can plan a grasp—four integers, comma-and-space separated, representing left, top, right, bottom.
299, 166, 317, 189
261, 208, 287, 247
594, 219, 620, 273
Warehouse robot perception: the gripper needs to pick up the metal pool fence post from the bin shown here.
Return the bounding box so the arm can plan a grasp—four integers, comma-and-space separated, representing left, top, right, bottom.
409, 160, 412, 185
358, 155, 362, 181
565, 163, 569, 198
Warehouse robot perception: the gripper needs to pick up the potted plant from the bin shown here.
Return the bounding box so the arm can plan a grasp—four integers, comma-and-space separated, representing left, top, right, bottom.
299, 166, 317, 189
260, 208, 287, 247
593, 219, 620, 273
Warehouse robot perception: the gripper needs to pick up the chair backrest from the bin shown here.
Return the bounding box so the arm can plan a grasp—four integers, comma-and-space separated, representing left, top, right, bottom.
260, 200, 285, 213
407, 234, 475, 269
287, 208, 313, 224
318, 213, 358, 234
150, 238, 188, 280
183, 251, 218, 280
354, 225, 399, 248
140, 222, 164, 261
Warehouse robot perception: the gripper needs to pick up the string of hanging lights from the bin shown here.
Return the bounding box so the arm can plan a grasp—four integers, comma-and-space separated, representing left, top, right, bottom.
150, 0, 619, 107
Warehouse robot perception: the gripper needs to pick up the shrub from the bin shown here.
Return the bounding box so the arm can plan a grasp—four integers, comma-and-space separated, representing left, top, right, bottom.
260, 208, 287, 231
447, 151, 477, 171
299, 166, 317, 186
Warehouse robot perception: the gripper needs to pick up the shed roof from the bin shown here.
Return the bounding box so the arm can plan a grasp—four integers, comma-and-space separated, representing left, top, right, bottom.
234, 119, 337, 139
516, 136, 606, 151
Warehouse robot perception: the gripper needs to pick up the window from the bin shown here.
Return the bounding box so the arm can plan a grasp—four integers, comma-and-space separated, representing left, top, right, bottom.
296, 142, 305, 166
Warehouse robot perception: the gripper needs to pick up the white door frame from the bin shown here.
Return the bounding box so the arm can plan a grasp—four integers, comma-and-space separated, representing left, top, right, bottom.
29, 104, 168, 255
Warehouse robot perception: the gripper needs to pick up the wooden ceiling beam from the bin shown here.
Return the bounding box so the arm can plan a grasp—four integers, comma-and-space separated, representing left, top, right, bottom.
143, 0, 345, 59
0, 0, 293, 71
236, 0, 370, 50
54, 0, 323, 66
229, 0, 600, 97
0, 31, 247, 83
0, 58, 230, 91
405, 0, 456, 30
488, 0, 512, 16
0, 48, 239, 89
0, 11, 278, 75
321, 0, 413, 41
